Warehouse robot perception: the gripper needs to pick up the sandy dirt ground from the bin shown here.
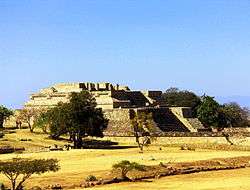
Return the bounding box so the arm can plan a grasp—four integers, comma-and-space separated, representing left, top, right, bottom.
1, 130, 250, 189
91, 168, 250, 190
1, 147, 250, 189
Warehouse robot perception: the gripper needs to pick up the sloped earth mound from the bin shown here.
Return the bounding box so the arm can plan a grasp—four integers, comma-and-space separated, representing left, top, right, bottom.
80, 156, 250, 188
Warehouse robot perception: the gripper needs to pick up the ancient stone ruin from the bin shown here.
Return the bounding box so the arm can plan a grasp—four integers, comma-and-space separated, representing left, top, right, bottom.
5, 82, 205, 135
25, 82, 165, 109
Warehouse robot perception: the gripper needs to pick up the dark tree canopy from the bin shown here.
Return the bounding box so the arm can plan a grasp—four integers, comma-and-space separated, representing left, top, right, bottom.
0, 105, 13, 128
220, 102, 249, 128
197, 96, 221, 128
34, 91, 108, 148
0, 158, 59, 190
162, 88, 201, 115
197, 96, 250, 129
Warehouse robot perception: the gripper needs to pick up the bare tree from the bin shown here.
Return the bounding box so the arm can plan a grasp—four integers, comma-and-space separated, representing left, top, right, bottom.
131, 111, 157, 152
19, 108, 45, 132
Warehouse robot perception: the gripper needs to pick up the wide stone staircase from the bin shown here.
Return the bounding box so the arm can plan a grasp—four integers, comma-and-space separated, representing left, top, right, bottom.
151, 108, 191, 132
186, 118, 206, 131
126, 91, 150, 107
170, 107, 205, 132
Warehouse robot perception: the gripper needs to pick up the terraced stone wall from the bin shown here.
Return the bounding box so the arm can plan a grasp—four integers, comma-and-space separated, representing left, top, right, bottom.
103, 109, 134, 136
103, 107, 192, 136
102, 136, 250, 146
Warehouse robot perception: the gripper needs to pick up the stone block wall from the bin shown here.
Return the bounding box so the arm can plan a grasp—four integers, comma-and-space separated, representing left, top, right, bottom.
26, 94, 69, 108
135, 107, 190, 132
103, 109, 134, 136
170, 107, 193, 118
93, 91, 114, 109
53, 83, 81, 93
102, 136, 250, 146
103, 107, 193, 136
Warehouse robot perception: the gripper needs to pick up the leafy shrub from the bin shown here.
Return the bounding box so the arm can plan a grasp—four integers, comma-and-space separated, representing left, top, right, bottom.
85, 175, 97, 182
112, 160, 145, 180
0, 158, 60, 190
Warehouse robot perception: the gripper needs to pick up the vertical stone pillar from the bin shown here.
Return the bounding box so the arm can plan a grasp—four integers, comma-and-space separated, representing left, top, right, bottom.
87, 83, 92, 91
96, 83, 100, 91
108, 83, 113, 91
116, 84, 119, 90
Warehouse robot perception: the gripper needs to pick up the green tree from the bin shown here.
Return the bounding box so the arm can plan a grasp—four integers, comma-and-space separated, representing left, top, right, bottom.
0, 158, 59, 190
39, 103, 68, 139
0, 105, 13, 129
162, 88, 201, 115
33, 112, 50, 134
220, 102, 249, 128
131, 111, 157, 152
35, 91, 108, 148
197, 96, 220, 127
112, 160, 145, 181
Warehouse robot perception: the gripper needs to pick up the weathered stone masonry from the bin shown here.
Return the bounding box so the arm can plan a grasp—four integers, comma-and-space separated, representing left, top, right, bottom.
5, 82, 205, 135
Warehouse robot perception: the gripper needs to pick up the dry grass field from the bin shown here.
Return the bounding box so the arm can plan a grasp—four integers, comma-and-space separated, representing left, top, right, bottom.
91, 168, 250, 190
1, 129, 250, 189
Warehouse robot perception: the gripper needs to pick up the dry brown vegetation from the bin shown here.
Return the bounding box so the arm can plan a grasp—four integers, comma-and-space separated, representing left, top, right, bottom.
81, 156, 250, 188
1, 129, 250, 190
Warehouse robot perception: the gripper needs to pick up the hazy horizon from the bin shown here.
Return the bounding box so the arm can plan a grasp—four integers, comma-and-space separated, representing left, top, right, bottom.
1, 1, 250, 109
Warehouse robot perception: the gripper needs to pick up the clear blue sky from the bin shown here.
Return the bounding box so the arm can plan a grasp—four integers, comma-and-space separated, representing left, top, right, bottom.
1, 0, 250, 108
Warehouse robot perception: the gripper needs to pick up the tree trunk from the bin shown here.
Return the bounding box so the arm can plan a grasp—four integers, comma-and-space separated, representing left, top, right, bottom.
139, 144, 143, 152
15, 183, 24, 190
121, 170, 131, 181
69, 133, 74, 142
72, 135, 77, 149
28, 123, 33, 133
0, 119, 4, 129
135, 135, 143, 152
223, 132, 234, 145
74, 140, 82, 149
42, 125, 48, 133
72, 134, 82, 149
11, 180, 16, 190
76, 133, 83, 149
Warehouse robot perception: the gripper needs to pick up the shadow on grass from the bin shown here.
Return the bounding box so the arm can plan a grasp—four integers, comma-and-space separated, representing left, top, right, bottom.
82, 145, 137, 149
82, 139, 137, 149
